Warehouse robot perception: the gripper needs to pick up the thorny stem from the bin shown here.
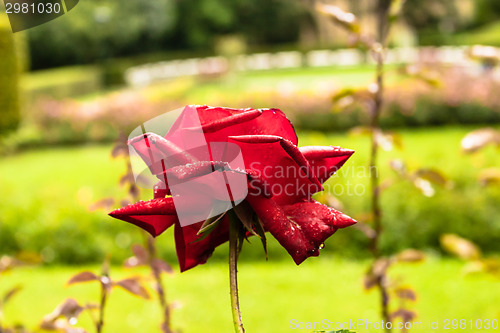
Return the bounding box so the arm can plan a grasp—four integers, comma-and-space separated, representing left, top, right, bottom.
228, 211, 245, 333
97, 259, 110, 333
369, 0, 391, 331
146, 236, 173, 333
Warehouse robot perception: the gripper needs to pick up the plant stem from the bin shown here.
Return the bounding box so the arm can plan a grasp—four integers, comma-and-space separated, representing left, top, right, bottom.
96, 283, 108, 333
97, 259, 110, 333
147, 236, 173, 333
228, 211, 245, 333
370, 1, 391, 331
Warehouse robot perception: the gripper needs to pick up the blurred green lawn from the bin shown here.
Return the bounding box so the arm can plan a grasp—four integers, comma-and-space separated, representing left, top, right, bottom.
1, 258, 499, 333
1, 126, 499, 264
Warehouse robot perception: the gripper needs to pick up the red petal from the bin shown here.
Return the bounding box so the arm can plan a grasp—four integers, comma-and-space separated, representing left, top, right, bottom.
201, 109, 263, 133
108, 198, 178, 237
174, 216, 230, 272
228, 135, 322, 205
195, 106, 299, 145
246, 195, 356, 265
128, 132, 198, 175
300, 146, 354, 184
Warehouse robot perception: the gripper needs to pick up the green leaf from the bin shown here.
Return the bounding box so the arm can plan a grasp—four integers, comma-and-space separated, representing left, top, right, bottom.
332, 88, 357, 103
191, 212, 227, 244
388, 0, 406, 23
414, 169, 449, 187
253, 215, 268, 260
237, 222, 246, 257
196, 212, 226, 236
234, 202, 260, 238
331, 88, 374, 113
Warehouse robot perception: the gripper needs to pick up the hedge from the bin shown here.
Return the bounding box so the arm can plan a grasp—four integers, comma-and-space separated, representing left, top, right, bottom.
0, 16, 21, 135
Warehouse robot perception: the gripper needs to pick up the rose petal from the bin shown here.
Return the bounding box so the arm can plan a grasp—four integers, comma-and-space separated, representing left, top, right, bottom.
128, 132, 198, 175
108, 198, 178, 237
300, 146, 354, 184
195, 106, 299, 145
174, 216, 230, 272
246, 195, 356, 265
228, 135, 322, 205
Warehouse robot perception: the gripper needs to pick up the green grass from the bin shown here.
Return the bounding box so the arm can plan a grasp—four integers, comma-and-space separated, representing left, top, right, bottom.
1, 126, 500, 264
0, 258, 499, 333
451, 22, 500, 46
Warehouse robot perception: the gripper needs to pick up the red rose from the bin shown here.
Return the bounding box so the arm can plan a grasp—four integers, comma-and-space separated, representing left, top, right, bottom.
109, 105, 356, 271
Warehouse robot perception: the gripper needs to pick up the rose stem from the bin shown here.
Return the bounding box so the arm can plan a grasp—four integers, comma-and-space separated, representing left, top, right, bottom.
228, 210, 245, 333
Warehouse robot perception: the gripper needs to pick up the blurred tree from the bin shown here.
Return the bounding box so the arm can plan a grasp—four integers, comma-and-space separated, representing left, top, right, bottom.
27, 0, 310, 69
169, 0, 307, 49
235, 0, 307, 45
402, 0, 460, 36
474, 0, 500, 27
168, 0, 238, 49
28, 0, 177, 69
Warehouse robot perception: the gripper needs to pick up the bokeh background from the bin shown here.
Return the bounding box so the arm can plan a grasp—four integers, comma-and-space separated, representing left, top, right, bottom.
1, 0, 500, 332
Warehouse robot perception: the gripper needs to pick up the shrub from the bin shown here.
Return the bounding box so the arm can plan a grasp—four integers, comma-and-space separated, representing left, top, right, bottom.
0, 16, 21, 135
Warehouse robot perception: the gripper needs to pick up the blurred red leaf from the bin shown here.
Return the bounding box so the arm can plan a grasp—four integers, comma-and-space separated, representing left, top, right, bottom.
152, 258, 174, 275
124, 244, 149, 268
111, 143, 129, 158
395, 249, 426, 263
68, 272, 99, 285
42, 298, 84, 325
390, 308, 417, 322
115, 278, 151, 299
2, 285, 22, 304
364, 258, 391, 290
89, 198, 114, 212
394, 287, 417, 301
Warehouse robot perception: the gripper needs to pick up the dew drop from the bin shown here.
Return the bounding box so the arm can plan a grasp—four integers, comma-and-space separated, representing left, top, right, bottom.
319, 243, 325, 250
